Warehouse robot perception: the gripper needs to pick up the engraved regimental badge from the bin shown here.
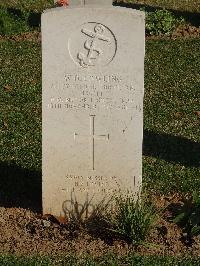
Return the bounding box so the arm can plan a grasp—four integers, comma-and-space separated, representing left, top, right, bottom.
68, 22, 117, 68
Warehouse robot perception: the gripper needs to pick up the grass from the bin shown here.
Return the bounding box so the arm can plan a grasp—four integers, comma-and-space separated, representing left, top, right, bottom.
105, 197, 157, 245
0, 0, 198, 37
0, 0, 199, 263
0, 0, 53, 12
0, 41, 41, 170
0, 254, 200, 266
0, 9, 32, 36
143, 38, 200, 194
0, 0, 199, 12
173, 192, 200, 236
0, 1, 53, 36
0, 38, 199, 206
117, 0, 200, 12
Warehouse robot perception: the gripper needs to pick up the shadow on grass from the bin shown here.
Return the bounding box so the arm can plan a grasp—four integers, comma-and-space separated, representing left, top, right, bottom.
143, 130, 200, 167
28, 11, 41, 27
6, 7, 41, 28
6, 8, 24, 19
0, 161, 42, 213
0, 131, 198, 211
5, 3, 200, 29
114, 1, 200, 27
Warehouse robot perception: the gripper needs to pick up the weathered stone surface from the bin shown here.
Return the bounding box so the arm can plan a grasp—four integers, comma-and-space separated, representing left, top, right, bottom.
42, 6, 145, 217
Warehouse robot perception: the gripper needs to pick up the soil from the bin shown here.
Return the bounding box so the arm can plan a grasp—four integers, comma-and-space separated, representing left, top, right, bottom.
146, 24, 200, 40
173, 24, 200, 38
0, 195, 200, 258
0, 31, 41, 42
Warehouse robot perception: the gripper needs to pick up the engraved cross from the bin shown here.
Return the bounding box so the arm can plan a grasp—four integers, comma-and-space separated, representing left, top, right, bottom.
74, 115, 109, 170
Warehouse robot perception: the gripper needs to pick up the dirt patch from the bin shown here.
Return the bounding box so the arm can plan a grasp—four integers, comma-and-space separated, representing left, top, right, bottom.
173, 24, 200, 38
0, 31, 41, 42
0, 195, 200, 257
146, 24, 200, 40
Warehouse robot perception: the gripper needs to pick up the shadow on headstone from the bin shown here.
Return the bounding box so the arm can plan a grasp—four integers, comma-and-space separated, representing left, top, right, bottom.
143, 130, 200, 167
114, 1, 200, 27
0, 161, 42, 213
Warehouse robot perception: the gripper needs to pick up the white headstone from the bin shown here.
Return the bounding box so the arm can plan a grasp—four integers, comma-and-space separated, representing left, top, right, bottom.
42, 2, 145, 217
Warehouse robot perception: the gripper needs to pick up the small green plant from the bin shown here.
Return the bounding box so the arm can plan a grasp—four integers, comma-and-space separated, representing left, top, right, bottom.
106, 196, 157, 245
145, 9, 185, 36
173, 193, 200, 236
